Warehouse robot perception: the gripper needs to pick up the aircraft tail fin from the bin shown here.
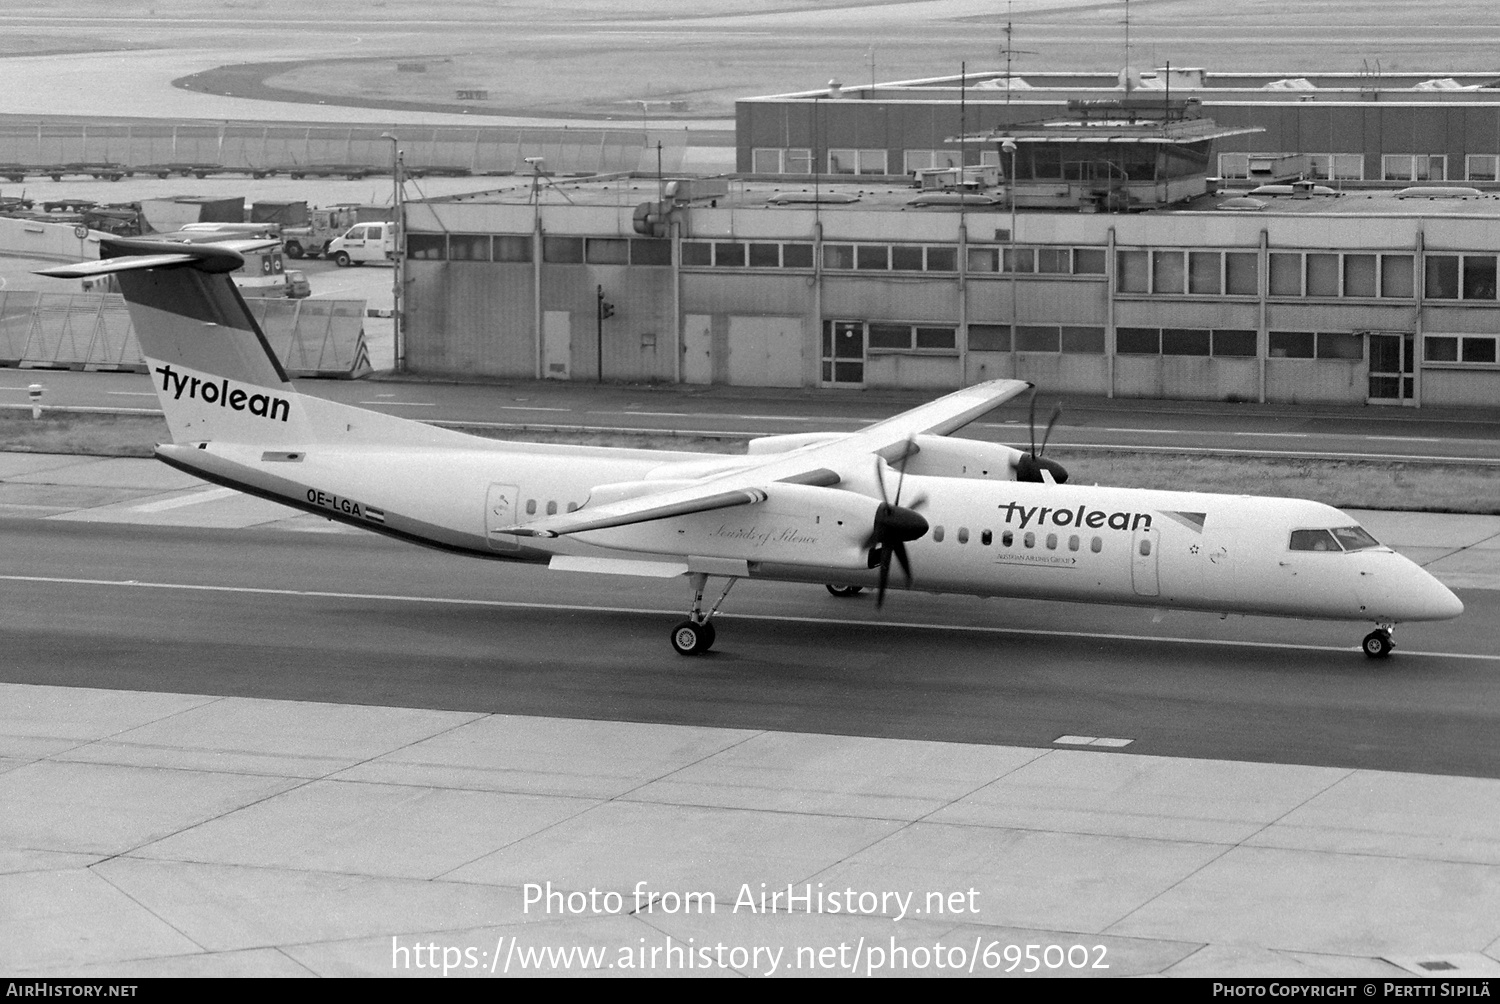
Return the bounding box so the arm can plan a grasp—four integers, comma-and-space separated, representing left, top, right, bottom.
38, 237, 307, 444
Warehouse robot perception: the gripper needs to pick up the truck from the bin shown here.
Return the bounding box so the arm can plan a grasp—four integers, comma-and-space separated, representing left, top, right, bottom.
251, 200, 361, 260
325, 221, 395, 266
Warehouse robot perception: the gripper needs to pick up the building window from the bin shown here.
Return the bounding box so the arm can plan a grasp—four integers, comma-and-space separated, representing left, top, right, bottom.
748, 243, 779, 267
823, 244, 854, 269
631, 239, 672, 266
495, 235, 532, 262
713, 242, 747, 267
1002, 247, 1035, 273
448, 234, 490, 261
866, 322, 957, 353
1428, 334, 1499, 364
1061, 326, 1106, 353
542, 237, 584, 263
1213, 330, 1257, 356
1269, 331, 1316, 358
1466, 155, 1500, 182
585, 237, 629, 265
891, 245, 923, 271
1226, 252, 1259, 295
1343, 254, 1377, 297
1161, 328, 1211, 356
1317, 333, 1364, 360
1035, 248, 1071, 274
405, 233, 446, 260
1270, 253, 1302, 296
681, 241, 711, 266
1382, 154, 1445, 182
967, 324, 1010, 351
752, 148, 812, 174
1381, 255, 1414, 297
783, 243, 814, 268
926, 246, 957, 272
1117, 251, 1149, 292
1189, 251, 1222, 294
1305, 253, 1339, 296
1074, 248, 1107, 274
856, 245, 890, 270
1463, 256, 1498, 300
829, 148, 887, 175
903, 149, 961, 174
1153, 251, 1186, 294
967, 247, 999, 273
1015, 325, 1060, 352
1116, 327, 1160, 354
1426, 255, 1459, 299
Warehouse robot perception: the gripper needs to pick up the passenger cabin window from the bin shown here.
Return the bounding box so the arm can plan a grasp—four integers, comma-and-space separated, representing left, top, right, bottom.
957, 527, 969, 544
1046, 533, 1058, 550
933, 526, 945, 542
1289, 529, 1340, 552
1091, 536, 1102, 553
546, 501, 558, 515
1138, 539, 1152, 556
981, 530, 992, 546
1069, 535, 1080, 552
1002, 530, 1013, 547
1024, 532, 1035, 548
526, 499, 537, 515
1331, 526, 1380, 551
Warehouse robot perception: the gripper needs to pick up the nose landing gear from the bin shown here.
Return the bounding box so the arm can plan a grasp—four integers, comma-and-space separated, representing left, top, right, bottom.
670, 573, 738, 656
1362, 623, 1395, 659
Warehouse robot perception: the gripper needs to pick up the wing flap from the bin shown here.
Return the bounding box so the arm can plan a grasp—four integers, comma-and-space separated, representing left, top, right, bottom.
504, 487, 768, 537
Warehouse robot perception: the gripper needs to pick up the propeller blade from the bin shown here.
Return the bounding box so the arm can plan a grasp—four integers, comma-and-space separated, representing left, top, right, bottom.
1039, 403, 1063, 458
875, 547, 893, 608
892, 540, 913, 583
1026, 389, 1038, 457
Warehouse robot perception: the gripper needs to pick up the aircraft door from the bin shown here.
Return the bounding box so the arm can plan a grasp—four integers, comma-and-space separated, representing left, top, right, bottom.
485, 482, 521, 551
1131, 524, 1160, 597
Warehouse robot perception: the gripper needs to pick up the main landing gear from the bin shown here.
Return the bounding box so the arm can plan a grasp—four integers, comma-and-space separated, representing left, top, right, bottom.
825, 584, 863, 598
670, 573, 738, 656
1362, 623, 1395, 659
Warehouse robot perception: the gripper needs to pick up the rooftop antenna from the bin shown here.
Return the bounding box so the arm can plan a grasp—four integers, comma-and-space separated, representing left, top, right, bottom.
1123, 0, 1132, 92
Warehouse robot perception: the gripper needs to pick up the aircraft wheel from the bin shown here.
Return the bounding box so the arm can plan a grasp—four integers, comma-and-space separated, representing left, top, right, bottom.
825, 584, 863, 598
1362, 629, 1393, 659
333, 251, 352, 267
671, 620, 712, 656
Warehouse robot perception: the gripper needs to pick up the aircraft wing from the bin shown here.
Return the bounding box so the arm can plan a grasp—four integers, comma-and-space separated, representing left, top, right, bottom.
500, 378, 1031, 538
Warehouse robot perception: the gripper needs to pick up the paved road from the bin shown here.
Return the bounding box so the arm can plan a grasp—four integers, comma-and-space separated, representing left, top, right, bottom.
2, 518, 1495, 779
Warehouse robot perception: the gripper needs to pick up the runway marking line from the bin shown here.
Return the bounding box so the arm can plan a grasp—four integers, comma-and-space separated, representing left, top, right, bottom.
1, 573, 1494, 662
130, 487, 240, 513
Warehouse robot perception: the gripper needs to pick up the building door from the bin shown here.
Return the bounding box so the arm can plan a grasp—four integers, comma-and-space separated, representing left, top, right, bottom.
1367, 332, 1415, 405
1131, 524, 1160, 597
728, 315, 803, 387
821, 320, 865, 386
682, 314, 712, 384
485, 483, 521, 551
542, 311, 571, 380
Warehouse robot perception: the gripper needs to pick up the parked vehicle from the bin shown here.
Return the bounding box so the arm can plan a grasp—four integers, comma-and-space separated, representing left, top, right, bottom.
285, 270, 311, 299
326, 222, 395, 266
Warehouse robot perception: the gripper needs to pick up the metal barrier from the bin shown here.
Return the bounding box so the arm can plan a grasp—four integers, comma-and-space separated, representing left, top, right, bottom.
0, 291, 372, 378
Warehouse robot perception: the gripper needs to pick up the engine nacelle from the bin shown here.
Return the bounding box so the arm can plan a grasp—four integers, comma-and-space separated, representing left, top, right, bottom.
902, 435, 1025, 480
576, 482, 884, 569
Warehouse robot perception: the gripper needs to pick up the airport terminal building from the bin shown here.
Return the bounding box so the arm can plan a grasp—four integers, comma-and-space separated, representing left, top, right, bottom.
402, 179, 1500, 408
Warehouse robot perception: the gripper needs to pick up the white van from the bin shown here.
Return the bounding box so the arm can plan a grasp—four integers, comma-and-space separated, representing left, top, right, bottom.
325, 222, 394, 266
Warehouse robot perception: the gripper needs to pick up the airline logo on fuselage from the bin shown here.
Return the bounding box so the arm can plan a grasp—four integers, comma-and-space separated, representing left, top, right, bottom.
1000, 501, 1152, 532
154, 364, 290, 423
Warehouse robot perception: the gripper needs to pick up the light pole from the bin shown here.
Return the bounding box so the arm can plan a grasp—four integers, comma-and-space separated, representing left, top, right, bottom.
380, 132, 404, 371
1002, 137, 1018, 372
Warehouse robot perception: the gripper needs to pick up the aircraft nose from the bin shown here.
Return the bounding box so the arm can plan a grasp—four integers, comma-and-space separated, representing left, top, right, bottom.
1406, 570, 1464, 621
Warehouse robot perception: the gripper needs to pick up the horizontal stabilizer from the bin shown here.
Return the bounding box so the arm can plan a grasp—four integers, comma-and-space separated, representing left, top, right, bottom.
34, 237, 280, 280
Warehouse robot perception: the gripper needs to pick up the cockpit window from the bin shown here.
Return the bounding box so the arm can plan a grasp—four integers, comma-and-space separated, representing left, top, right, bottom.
1289, 529, 1340, 552
1331, 526, 1381, 551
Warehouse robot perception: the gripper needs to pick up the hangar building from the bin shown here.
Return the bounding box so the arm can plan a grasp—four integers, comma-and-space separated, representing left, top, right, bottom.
402, 177, 1500, 409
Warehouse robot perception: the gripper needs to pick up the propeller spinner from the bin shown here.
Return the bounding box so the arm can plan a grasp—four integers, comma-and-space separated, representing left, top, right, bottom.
1014, 391, 1070, 484
864, 447, 929, 608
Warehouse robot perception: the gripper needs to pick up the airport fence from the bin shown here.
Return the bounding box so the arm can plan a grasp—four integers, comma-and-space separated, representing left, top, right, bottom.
0, 291, 372, 379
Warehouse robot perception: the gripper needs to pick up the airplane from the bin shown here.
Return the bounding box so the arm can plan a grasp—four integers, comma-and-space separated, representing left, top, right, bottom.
38, 237, 1463, 660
